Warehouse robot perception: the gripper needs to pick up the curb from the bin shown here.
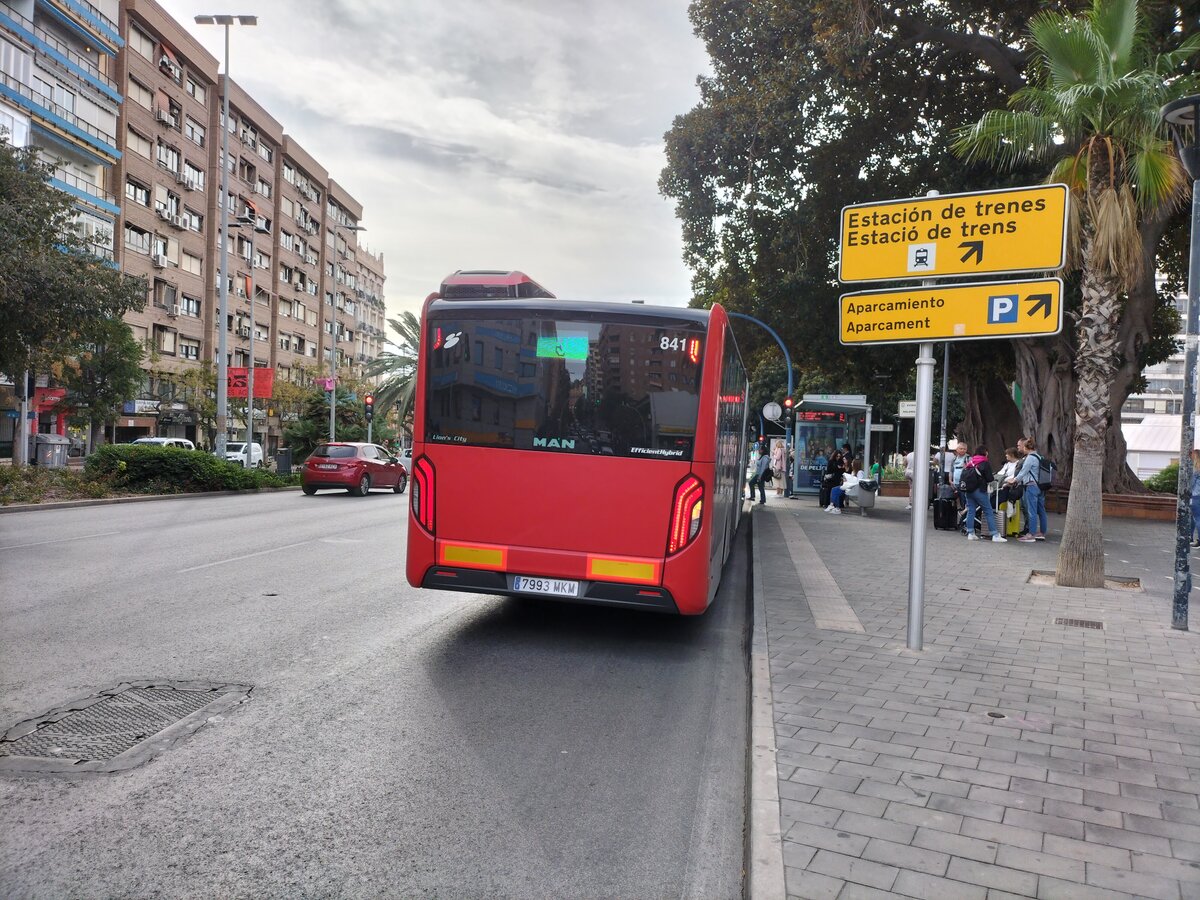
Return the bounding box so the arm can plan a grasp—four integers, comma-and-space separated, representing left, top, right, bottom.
0, 486, 300, 514
747, 504, 786, 899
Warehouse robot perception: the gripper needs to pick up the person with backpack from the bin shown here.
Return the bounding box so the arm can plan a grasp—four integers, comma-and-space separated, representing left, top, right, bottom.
961, 445, 1006, 542
1014, 436, 1050, 542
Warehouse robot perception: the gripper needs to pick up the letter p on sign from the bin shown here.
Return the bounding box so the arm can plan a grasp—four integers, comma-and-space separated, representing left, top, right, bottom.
988, 294, 1018, 324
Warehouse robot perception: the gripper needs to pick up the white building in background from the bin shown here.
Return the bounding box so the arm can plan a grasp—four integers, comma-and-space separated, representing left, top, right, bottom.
1121, 414, 1199, 478
1121, 277, 1188, 425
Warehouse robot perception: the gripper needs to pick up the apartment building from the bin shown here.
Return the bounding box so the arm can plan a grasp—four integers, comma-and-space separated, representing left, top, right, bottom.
357, 245, 387, 369
107, 0, 384, 449
112, 0, 215, 439
0, 0, 123, 450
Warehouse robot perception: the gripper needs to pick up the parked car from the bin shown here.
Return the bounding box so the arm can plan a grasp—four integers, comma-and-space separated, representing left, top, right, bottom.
221, 441, 264, 467
302, 442, 408, 496
132, 437, 196, 451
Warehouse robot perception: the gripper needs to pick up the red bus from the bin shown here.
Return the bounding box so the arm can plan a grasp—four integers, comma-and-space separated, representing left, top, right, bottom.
406, 272, 750, 614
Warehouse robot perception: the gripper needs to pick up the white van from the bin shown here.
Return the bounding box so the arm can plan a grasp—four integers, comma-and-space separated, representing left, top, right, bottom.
222, 441, 264, 467
132, 437, 196, 451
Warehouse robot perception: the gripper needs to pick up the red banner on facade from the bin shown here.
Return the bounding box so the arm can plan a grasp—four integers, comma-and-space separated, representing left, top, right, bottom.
33, 387, 67, 410
227, 367, 274, 398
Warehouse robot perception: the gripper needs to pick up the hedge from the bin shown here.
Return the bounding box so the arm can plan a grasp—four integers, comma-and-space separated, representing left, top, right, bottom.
84, 445, 296, 493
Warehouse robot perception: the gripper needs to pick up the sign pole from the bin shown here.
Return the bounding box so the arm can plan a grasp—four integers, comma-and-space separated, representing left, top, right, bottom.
907, 342, 935, 651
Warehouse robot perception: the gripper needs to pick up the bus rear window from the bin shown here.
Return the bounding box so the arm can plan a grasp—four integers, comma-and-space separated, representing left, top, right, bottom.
423, 315, 705, 460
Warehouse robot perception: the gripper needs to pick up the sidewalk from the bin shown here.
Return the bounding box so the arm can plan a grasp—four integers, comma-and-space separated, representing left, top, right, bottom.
751, 491, 1200, 900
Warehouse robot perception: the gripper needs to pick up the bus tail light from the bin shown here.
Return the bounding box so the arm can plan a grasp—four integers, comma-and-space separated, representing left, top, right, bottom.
411, 456, 435, 532
667, 476, 704, 555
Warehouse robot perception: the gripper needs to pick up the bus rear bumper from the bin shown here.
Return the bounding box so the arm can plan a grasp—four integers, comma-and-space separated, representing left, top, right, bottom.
420, 567, 681, 614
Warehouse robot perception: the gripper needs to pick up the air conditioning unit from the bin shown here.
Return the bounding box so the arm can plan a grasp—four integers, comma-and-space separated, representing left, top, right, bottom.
170, 214, 185, 229
168, 303, 180, 317
156, 206, 171, 221
152, 254, 167, 269
182, 178, 196, 191
155, 108, 172, 125
236, 287, 247, 298
238, 326, 250, 338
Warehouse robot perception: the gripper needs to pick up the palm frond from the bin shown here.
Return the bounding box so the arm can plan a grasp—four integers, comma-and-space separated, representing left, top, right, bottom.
952, 110, 1057, 169
1089, 0, 1139, 78
1127, 143, 1188, 212
1086, 185, 1141, 288
1028, 12, 1103, 89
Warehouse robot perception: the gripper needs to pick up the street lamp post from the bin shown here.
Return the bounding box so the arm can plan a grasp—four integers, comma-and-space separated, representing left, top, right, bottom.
1162, 94, 1200, 633
327, 223, 366, 442
232, 216, 271, 468
194, 14, 256, 457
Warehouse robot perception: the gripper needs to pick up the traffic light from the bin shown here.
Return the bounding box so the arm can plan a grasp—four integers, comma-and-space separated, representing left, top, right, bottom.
783, 396, 794, 427
364, 393, 375, 422
783, 396, 794, 410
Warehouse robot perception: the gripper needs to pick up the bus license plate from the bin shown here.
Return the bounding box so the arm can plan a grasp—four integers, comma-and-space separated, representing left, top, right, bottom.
512, 576, 580, 597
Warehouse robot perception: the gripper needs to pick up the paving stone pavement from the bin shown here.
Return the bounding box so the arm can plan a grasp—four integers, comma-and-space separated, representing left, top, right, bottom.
753, 492, 1200, 900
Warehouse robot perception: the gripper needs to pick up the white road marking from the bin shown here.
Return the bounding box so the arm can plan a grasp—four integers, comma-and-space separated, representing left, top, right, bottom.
0, 531, 121, 551
178, 540, 315, 572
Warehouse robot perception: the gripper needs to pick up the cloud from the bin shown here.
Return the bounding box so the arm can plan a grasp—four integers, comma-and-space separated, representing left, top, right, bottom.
159, 0, 710, 315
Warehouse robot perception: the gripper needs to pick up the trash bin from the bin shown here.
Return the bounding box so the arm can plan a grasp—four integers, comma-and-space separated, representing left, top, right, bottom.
32, 433, 70, 468
274, 447, 292, 476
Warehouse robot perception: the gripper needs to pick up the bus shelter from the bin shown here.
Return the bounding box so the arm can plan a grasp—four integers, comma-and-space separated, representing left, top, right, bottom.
792, 395, 873, 495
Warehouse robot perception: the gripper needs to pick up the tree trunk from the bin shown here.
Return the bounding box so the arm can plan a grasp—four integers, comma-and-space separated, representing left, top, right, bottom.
957, 373, 1022, 459
1014, 334, 1076, 478
1058, 213, 1122, 587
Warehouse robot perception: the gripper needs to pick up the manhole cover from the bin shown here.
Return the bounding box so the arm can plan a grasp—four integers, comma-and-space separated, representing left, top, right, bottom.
1054, 617, 1104, 630
0, 680, 251, 774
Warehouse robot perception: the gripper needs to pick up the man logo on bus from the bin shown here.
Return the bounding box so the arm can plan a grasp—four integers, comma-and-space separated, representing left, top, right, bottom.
534, 437, 575, 449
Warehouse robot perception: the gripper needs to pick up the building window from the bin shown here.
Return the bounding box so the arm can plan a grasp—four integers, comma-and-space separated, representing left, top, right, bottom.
124, 224, 150, 254
127, 77, 153, 109
185, 117, 205, 147
186, 78, 206, 105
153, 279, 177, 309
156, 142, 180, 172
125, 179, 150, 206
153, 324, 176, 354
181, 251, 202, 275
127, 128, 152, 158
184, 162, 204, 191
130, 25, 155, 61
283, 163, 295, 185
182, 208, 202, 232
257, 142, 273, 163
181, 295, 201, 317
179, 338, 200, 360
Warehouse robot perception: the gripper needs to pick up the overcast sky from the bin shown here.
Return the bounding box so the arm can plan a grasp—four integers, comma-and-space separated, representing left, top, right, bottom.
159, 0, 711, 320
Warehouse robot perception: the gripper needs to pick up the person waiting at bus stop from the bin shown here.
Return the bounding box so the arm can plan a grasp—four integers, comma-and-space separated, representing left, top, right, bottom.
748, 440, 771, 504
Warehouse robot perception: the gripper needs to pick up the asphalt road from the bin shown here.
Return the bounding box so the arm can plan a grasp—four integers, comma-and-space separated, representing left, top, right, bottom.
0, 490, 750, 898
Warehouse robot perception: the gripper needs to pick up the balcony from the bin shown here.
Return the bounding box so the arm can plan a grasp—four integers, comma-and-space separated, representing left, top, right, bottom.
0, 69, 119, 159
0, 5, 118, 95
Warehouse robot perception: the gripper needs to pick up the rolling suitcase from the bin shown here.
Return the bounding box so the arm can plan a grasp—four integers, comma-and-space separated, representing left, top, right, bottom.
1005, 498, 1022, 537
933, 497, 958, 530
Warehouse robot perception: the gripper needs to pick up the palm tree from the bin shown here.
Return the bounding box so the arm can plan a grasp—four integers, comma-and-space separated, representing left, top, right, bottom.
953, 0, 1199, 587
364, 310, 421, 433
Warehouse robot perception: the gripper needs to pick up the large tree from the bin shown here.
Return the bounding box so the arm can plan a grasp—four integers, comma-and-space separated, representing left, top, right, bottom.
53, 319, 145, 452
660, 0, 1191, 478
955, 0, 1199, 585
0, 137, 146, 379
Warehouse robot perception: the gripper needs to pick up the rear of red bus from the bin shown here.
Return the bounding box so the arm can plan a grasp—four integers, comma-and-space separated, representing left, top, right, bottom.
405, 292, 748, 615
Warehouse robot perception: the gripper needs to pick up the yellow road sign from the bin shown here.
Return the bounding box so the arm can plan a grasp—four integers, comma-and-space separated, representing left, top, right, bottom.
838, 184, 1068, 283
840, 278, 1063, 345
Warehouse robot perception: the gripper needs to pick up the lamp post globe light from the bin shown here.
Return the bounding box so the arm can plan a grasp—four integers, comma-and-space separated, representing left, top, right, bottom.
194, 14, 256, 459
1162, 94, 1200, 633
327, 224, 366, 443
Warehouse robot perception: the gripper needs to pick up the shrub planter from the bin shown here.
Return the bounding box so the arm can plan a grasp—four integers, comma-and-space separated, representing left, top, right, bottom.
880, 480, 909, 498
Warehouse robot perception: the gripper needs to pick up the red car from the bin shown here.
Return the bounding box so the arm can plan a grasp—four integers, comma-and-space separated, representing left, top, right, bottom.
301, 442, 408, 496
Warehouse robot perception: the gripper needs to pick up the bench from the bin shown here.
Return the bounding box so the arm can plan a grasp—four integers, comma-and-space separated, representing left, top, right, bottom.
845, 481, 878, 516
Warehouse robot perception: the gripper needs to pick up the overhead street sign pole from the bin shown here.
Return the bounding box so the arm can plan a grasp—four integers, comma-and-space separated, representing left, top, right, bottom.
839, 184, 1068, 283
840, 278, 1064, 345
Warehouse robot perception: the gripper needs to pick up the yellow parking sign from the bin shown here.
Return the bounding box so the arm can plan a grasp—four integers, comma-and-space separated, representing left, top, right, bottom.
840, 278, 1063, 345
